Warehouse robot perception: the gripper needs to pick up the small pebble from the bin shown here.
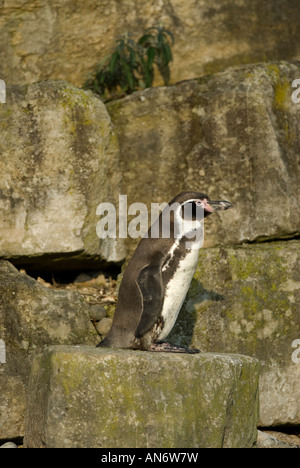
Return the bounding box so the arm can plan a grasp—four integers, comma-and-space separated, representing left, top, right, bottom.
74, 273, 93, 283
88, 305, 107, 322
0, 442, 18, 448
95, 317, 113, 336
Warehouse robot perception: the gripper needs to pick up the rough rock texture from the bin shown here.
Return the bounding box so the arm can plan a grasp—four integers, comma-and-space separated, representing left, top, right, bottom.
257, 430, 300, 449
108, 61, 300, 252
1, 1, 300, 87
0, 80, 125, 270
168, 241, 300, 426
0, 372, 26, 441
0, 260, 98, 439
24, 346, 260, 448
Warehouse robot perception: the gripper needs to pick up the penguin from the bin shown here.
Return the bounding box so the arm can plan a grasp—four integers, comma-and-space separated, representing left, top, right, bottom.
98, 192, 232, 353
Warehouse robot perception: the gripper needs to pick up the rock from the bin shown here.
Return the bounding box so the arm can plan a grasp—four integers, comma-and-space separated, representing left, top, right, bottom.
264, 431, 300, 448
0, 373, 26, 441
88, 305, 107, 322
0, 80, 125, 271
24, 346, 260, 448
257, 430, 300, 449
74, 273, 94, 283
95, 317, 113, 337
108, 61, 300, 252
168, 241, 300, 426
0, 260, 98, 439
1, 1, 300, 87
0, 442, 18, 449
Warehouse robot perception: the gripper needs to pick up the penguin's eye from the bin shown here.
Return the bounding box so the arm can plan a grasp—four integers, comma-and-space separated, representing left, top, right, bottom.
195, 200, 202, 206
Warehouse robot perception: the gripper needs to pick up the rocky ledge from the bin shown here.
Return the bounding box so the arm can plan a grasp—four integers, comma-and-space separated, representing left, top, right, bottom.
24, 346, 260, 448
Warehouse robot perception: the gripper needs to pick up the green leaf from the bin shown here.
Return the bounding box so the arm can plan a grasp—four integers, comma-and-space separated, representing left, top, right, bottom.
116, 38, 125, 54
161, 42, 173, 65
144, 26, 159, 34
144, 64, 153, 88
147, 46, 156, 68
125, 44, 137, 67
120, 58, 135, 90
157, 63, 170, 85
164, 29, 175, 44
82, 24, 174, 100
127, 38, 136, 48
108, 51, 120, 74
138, 34, 153, 45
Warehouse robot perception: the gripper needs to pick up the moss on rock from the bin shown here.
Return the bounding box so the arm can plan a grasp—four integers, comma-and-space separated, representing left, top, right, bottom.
169, 241, 300, 426
108, 61, 300, 255
24, 346, 260, 448
0, 260, 98, 439
0, 80, 125, 270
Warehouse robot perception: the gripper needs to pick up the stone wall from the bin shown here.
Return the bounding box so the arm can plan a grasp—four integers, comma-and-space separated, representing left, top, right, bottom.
0, 261, 98, 440
0, 80, 125, 270
169, 242, 300, 426
106, 61, 300, 427
1, 0, 300, 87
108, 61, 300, 252
1, 58, 300, 443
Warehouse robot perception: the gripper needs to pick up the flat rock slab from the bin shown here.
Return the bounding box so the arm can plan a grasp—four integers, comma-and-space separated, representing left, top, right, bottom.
24, 346, 260, 448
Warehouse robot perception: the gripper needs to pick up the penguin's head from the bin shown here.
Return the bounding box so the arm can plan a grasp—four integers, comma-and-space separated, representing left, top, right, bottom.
152, 192, 232, 245
161, 192, 232, 247
192, 196, 233, 218
171, 192, 233, 220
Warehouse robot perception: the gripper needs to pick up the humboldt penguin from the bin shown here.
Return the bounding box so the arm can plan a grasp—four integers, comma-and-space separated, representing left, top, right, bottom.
98, 192, 232, 353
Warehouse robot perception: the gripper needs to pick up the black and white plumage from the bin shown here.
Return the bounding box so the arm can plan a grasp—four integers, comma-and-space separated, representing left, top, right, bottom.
98, 192, 232, 353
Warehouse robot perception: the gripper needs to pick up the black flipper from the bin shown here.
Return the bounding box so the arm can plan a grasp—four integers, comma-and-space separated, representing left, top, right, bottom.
135, 264, 164, 339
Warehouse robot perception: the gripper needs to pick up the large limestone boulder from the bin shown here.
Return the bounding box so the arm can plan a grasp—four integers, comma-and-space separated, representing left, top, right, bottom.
0, 260, 98, 439
24, 346, 260, 448
1, 1, 300, 87
0, 80, 125, 271
108, 61, 300, 251
169, 241, 300, 426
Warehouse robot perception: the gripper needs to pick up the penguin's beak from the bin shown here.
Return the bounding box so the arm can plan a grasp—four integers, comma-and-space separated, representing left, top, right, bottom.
205, 200, 233, 212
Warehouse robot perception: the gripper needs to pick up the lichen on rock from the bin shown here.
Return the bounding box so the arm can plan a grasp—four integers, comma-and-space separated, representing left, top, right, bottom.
169, 241, 300, 426
24, 346, 260, 448
0, 80, 125, 270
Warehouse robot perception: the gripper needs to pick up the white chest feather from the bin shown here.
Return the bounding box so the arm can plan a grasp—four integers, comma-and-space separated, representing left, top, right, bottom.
157, 248, 199, 341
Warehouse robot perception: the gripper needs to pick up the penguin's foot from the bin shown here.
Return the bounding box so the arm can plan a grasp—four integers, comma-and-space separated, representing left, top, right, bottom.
149, 342, 200, 354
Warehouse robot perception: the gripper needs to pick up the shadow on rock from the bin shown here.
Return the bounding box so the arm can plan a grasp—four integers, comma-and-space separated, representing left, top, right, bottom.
168, 277, 223, 349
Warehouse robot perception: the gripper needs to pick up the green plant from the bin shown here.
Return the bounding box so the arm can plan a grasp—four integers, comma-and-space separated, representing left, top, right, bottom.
83, 26, 174, 101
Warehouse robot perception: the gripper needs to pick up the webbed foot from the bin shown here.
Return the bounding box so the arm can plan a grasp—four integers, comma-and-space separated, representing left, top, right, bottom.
149, 342, 200, 354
